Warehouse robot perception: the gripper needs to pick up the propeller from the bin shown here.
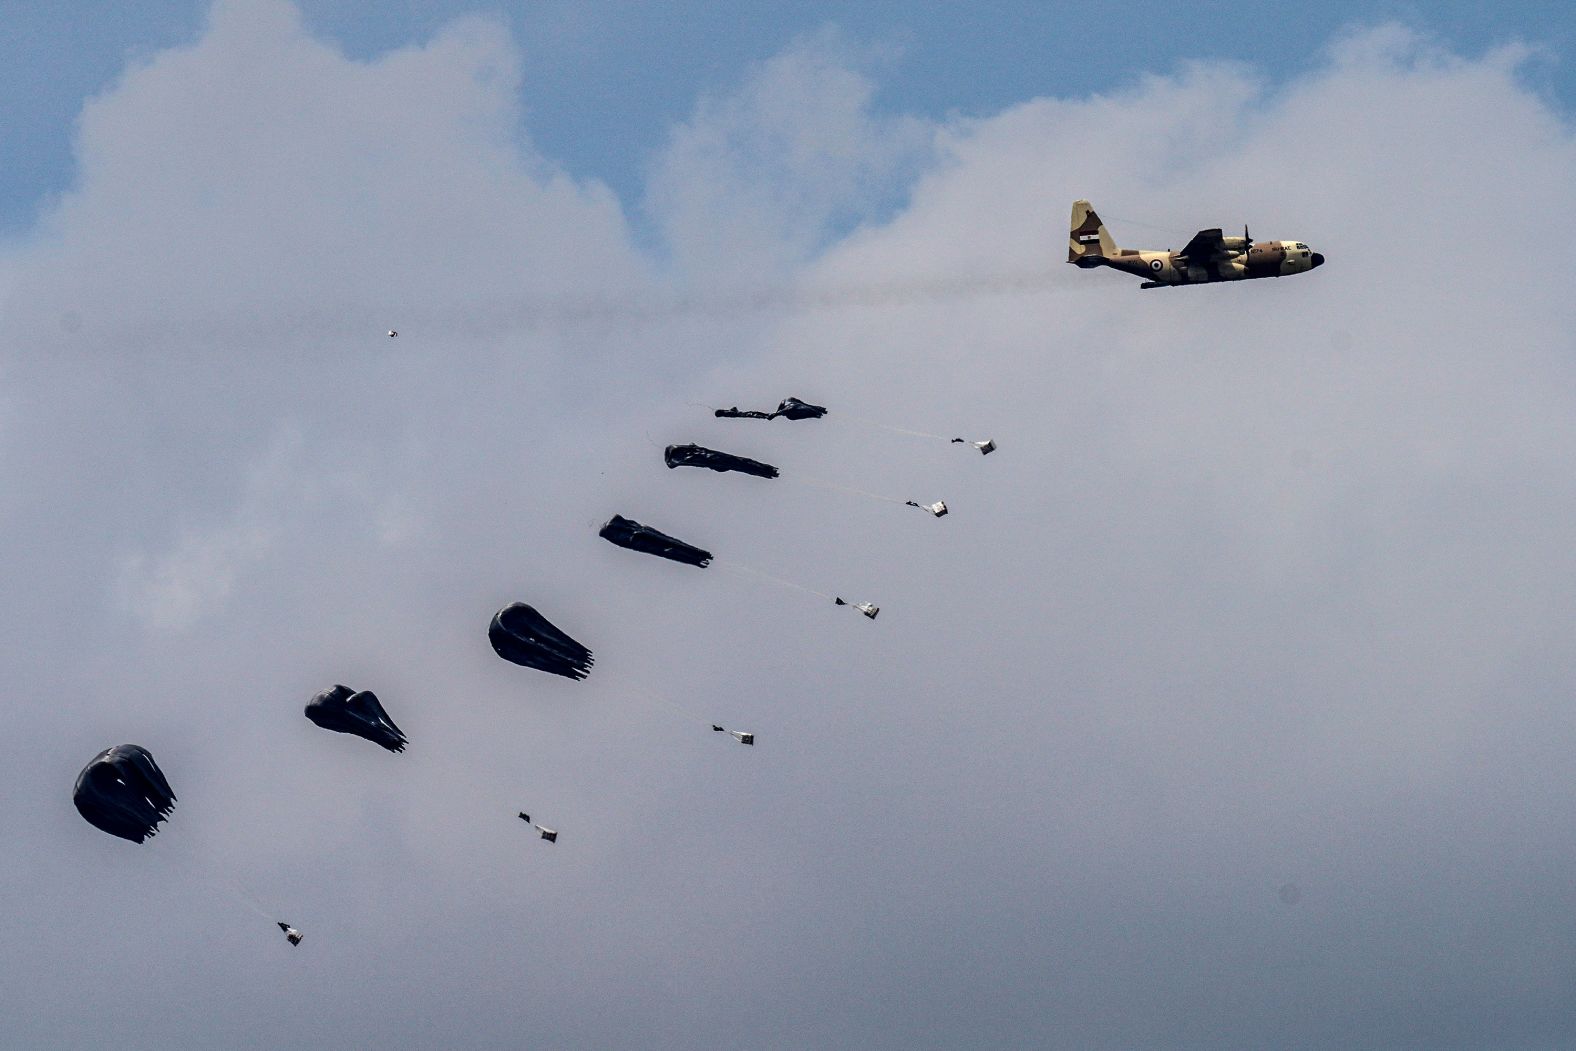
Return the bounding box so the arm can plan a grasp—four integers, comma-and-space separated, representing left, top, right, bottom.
1244, 224, 1252, 252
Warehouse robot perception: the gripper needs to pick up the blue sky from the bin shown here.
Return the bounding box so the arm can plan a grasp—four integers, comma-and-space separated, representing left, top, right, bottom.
5, 1, 1574, 237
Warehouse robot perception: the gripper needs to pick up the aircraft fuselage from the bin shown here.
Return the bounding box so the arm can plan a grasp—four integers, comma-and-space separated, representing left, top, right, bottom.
1067, 200, 1324, 288
1086, 241, 1324, 288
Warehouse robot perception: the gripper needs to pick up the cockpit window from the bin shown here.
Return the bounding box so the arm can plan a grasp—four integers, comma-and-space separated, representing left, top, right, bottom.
1294, 243, 1308, 250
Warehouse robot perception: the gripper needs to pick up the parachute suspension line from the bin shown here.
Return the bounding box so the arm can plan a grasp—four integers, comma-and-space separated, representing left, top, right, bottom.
832, 412, 996, 452
152, 835, 278, 924
719, 561, 833, 602
222, 875, 277, 923
640, 688, 709, 726
399, 743, 564, 854
834, 412, 954, 442
791, 475, 908, 506
791, 476, 947, 517
721, 562, 879, 620
621, 684, 755, 747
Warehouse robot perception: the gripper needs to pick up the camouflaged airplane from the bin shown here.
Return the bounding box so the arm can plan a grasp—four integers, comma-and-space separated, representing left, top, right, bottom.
1068, 200, 1323, 288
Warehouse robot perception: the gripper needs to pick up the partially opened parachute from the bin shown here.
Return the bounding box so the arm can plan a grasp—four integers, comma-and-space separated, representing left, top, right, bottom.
489, 602, 594, 680
667, 439, 947, 521
600, 514, 712, 568
305, 685, 408, 752
664, 444, 778, 479
73, 744, 177, 843
714, 397, 827, 421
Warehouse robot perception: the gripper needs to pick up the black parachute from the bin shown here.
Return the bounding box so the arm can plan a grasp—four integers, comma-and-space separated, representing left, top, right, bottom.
714, 397, 827, 421
664, 444, 779, 479
73, 744, 177, 844
489, 602, 594, 680
599, 514, 712, 568
305, 685, 408, 752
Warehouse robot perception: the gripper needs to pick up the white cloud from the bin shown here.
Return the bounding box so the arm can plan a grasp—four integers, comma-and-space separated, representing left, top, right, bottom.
11, 0, 642, 349
645, 27, 933, 278
118, 518, 275, 632
6, 10, 1576, 1048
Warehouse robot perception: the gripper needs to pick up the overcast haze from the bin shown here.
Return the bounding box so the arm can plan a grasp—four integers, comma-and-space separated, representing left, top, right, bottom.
6, 3, 1576, 1047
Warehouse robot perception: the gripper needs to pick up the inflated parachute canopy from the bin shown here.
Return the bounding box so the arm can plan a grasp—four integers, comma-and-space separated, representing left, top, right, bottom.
714, 397, 827, 421
599, 514, 712, 568
73, 744, 176, 844
305, 685, 407, 752
489, 602, 594, 680
664, 444, 779, 479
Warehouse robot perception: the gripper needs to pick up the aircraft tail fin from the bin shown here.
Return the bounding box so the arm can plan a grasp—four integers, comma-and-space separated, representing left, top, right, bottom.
1068, 200, 1116, 265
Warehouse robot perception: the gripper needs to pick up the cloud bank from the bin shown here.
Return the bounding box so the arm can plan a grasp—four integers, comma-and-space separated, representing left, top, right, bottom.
4, 5, 1576, 1047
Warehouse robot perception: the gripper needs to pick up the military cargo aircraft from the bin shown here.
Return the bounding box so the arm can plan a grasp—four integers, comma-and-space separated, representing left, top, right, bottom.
1068, 200, 1322, 288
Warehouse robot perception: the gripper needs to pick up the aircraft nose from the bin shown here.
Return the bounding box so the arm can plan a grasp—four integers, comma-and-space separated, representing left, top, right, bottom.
1311, 252, 1325, 268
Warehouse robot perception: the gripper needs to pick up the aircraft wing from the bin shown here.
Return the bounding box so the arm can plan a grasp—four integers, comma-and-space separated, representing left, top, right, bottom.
1179, 227, 1226, 261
